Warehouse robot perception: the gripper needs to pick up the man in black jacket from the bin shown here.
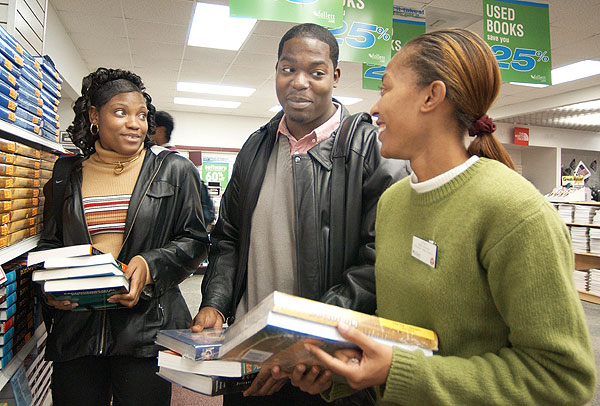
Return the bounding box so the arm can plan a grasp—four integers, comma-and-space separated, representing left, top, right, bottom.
193, 23, 409, 405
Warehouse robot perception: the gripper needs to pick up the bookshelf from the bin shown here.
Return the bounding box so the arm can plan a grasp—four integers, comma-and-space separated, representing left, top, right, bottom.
0, 323, 46, 391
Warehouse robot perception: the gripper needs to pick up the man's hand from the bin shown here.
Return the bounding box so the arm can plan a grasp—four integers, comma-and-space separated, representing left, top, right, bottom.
108, 256, 148, 308
288, 364, 332, 395
243, 366, 288, 397
191, 307, 224, 332
47, 296, 78, 310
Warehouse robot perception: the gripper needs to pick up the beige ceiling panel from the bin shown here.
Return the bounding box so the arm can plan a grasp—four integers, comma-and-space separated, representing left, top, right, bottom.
242, 34, 281, 55
133, 53, 182, 70
220, 74, 271, 88
122, 0, 194, 25
234, 52, 278, 70
58, 11, 125, 36
51, 0, 122, 17
130, 39, 185, 61
251, 20, 295, 37
126, 20, 188, 44
184, 46, 237, 65
71, 34, 128, 53
179, 60, 231, 83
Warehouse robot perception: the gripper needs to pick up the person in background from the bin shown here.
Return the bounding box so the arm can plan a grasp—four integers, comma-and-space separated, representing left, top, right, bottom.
192, 22, 410, 406
153, 110, 176, 150
292, 28, 596, 405
38, 68, 209, 406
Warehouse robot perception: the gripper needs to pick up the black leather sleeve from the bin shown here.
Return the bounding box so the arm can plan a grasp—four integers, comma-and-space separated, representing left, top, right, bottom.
321, 127, 411, 314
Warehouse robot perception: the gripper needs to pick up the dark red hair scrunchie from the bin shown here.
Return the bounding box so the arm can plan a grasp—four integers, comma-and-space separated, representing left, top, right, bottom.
468, 114, 496, 137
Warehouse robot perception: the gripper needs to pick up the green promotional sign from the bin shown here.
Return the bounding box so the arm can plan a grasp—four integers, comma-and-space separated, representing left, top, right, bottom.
230, 0, 343, 28
483, 0, 552, 85
362, 6, 425, 90
331, 0, 393, 65
201, 163, 230, 190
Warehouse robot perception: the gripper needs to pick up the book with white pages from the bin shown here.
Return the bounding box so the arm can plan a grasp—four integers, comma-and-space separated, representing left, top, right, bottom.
42, 253, 119, 269
27, 244, 95, 266
32, 263, 125, 282
158, 350, 259, 378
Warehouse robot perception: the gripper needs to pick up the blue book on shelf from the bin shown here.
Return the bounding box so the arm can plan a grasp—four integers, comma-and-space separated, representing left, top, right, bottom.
42, 79, 60, 99
3, 281, 16, 296
20, 65, 42, 90
0, 104, 16, 124
41, 120, 58, 136
14, 114, 39, 135
42, 112, 58, 129
0, 91, 17, 112
15, 105, 40, 124
0, 40, 22, 68
0, 80, 17, 100
39, 59, 62, 83
17, 76, 40, 98
0, 338, 13, 357
41, 86, 59, 106
0, 292, 16, 309
18, 98, 42, 117
0, 64, 18, 89
0, 326, 13, 345
0, 24, 21, 53
3, 270, 16, 285
17, 89, 42, 108
0, 54, 20, 77
41, 128, 58, 142
1, 349, 12, 367
155, 328, 226, 360
42, 102, 58, 121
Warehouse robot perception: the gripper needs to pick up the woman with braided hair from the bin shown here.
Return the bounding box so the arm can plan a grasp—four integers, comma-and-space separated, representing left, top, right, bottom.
291, 29, 596, 405
38, 67, 209, 405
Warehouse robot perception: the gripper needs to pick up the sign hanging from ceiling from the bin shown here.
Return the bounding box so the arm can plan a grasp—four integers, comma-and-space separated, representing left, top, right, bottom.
229, 0, 343, 28
362, 6, 425, 91
331, 0, 393, 65
483, 0, 552, 85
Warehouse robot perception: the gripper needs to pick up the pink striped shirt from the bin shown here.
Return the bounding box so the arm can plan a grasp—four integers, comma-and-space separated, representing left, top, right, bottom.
276, 103, 341, 155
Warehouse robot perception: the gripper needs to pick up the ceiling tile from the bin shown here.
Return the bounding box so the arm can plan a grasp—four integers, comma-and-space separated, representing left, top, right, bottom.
122, 0, 194, 25
234, 52, 278, 71
242, 34, 281, 55
183, 46, 238, 65
51, 0, 123, 17
251, 20, 295, 37
129, 39, 185, 61
58, 11, 126, 37
126, 20, 188, 44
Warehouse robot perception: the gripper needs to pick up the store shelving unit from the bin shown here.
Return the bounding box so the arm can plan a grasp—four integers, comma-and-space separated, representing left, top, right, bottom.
0, 324, 46, 391
0, 119, 64, 154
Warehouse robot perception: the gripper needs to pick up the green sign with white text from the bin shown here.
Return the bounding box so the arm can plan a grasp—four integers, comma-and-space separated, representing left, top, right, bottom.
331, 0, 393, 65
362, 7, 425, 90
229, 0, 343, 28
483, 0, 552, 85
201, 163, 230, 190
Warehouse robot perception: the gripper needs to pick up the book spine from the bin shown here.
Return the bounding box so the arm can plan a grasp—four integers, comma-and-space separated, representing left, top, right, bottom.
212, 374, 256, 396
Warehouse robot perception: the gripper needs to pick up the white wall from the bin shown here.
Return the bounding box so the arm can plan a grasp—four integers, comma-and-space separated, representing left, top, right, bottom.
169, 111, 267, 149
495, 122, 600, 151
44, 3, 88, 101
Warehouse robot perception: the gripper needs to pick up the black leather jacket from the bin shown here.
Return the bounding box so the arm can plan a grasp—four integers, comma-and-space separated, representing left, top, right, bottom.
38, 146, 209, 361
201, 106, 410, 323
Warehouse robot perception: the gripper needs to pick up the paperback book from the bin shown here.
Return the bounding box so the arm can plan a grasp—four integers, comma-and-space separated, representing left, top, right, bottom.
43, 275, 129, 311
155, 328, 225, 361
220, 291, 439, 372
158, 350, 259, 378
157, 367, 257, 397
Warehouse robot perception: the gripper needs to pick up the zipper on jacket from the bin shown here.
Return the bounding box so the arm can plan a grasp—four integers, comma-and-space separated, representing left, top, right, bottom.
99, 311, 106, 355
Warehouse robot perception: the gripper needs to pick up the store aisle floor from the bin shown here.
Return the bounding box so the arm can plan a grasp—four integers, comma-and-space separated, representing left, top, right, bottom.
178, 274, 600, 406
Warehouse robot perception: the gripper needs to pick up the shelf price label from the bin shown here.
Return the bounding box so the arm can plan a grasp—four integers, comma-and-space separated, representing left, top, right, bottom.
230, 0, 343, 28
483, 0, 552, 85
331, 0, 393, 65
201, 163, 230, 190
362, 6, 425, 91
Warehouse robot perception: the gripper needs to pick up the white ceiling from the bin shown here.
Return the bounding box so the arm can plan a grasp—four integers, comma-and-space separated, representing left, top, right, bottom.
49, 0, 600, 131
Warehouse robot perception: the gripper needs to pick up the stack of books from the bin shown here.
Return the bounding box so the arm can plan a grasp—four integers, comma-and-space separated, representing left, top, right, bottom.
589, 269, 600, 297
155, 328, 259, 396
571, 227, 590, 253
573, 269, 590, 292
29, 244, 130, 311
0, 266, 15, 368
219, 291, 438, 373
557, 204, 574, 223
574, 205, 598, 224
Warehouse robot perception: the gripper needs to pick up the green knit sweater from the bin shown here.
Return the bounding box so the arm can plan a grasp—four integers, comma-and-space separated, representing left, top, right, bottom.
328, 158, 596, 405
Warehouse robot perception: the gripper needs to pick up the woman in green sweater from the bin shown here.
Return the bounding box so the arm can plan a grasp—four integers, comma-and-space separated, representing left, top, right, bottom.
291, 29, 596, 405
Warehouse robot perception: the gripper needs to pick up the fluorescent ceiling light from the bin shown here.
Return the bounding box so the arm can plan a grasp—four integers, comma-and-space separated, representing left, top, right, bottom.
552, 60, 600, 85
558, 113, 600, 126
557, 100, 600, 111
177, 82, 255, 97
174, 97, 240, 109
269, 104, 282, 112
509, 82, 548, 88
187, 3, 256, 50
335, 96, 363, 105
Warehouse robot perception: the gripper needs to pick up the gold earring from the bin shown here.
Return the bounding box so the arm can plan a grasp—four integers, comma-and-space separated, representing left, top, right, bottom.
90, 123, 99, 135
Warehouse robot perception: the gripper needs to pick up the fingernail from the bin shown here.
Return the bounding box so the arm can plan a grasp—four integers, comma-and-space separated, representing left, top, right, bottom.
338, 322, 350, 331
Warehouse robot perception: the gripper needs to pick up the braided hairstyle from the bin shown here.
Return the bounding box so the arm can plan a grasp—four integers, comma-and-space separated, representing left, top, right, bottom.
67, 68, 156, 157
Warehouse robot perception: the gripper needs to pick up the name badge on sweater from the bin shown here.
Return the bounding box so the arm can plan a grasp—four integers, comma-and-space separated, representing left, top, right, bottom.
412, 236, 437, 268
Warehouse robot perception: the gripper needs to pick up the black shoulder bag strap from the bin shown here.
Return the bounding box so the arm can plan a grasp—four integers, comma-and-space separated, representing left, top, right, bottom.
329, 112, 371, 286
51, 155, 80, 242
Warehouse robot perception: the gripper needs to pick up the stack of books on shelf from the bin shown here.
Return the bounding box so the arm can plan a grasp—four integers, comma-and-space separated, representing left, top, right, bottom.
589, 229, 600, 254
574, 205, 598, 224
218, 291, 439, 373
29, 245, 129, 311
0, 24, 62, 143
556, 204, 574, 223
0, 137, 57, 249
573, 269, 590, 292
155, 329, 259, 396
23, 329, 51, 406
589, 269, 600, 297
571, 227, 589, 253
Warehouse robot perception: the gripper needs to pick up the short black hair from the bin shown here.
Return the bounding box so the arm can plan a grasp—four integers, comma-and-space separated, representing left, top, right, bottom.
278, 23, 339, 68
67, 67, 156, 157
155, 111, 174, 141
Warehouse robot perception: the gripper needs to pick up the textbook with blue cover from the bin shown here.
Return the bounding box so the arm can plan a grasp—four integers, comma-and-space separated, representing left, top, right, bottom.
156, 328, 226, 361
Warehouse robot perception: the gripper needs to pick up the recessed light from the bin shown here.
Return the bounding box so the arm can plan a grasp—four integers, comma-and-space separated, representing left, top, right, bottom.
177, 82, 255, 97
174, 97, 241, 109
509, 82, 549, 88
552, 60, 600, 85
188, 3, 256, 51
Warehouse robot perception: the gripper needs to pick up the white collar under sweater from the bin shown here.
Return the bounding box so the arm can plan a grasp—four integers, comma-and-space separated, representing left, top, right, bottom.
410, 155, 480, 193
